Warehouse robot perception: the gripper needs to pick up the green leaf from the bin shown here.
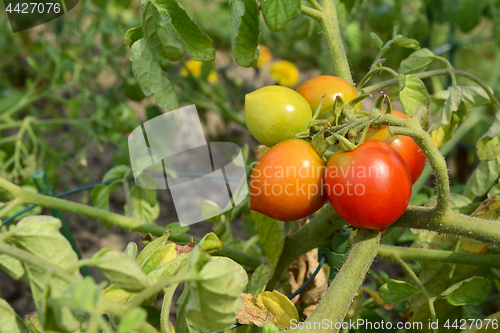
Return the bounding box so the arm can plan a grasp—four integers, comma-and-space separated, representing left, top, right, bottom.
151, 0, 215, 61
145, 3, 184, 61
0, 254, 24, 280
370, 32, 383, 48
261, 0, 300, 32
124, 26, 143, 47
398, 74, 430, 117
10, 216, 79, 304
103, 165, 131, 182
440, 85, 463, 127
91, 183, 118, 211
463, 157, 500, 199
119, 308, 147, 333
124, 183, 159, 223
136, 234, 170, 265
165, 222, 190, 237
410, 230, 490, 329
441, 277, 491, 306
57, 277, 103, 313
185, 255, 248, 332
130, 38, 179, 110
477, 111, 500, 161
90, 248, 149, 292
124, 242, 138, 259
430, 101, 467, 147
0, 298, 29, 333
471, 195, 500, 220
432, 86, 490, 108
252, 211, 285, 270
246, 264, 273, 297
378, 279, 421, 304
229, 0, 260, 67
455, 0, 488, 33
199, 232, 223, 253
448, 193, 473, 214
393, 35, 420, 49
399, 48, 437, 74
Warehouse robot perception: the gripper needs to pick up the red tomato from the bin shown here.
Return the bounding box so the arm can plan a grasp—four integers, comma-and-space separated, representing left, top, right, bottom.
366, 110, 426, 184
250, 139, 327, 221
296, 75, 361, 123
325, 141, 411, 231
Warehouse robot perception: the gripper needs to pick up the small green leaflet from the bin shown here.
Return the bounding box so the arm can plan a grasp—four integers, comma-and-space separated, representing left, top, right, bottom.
229, 0, 260, 67
261, 0, 301, 32
130, 38, 179, 110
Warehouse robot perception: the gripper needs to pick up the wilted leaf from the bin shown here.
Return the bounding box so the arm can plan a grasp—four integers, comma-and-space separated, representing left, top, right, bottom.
230, 0, 260, 67
379, 279, 421, 304
90, 248, 149, 292
257, 291, 299, 330
136, 234, 170, 265
471, 195, 500, 220
441, 277, 491, 306
430, 101, 467, 147
288, 250, 327, 306
236, 293, 275, 327
246, 265, 273, 297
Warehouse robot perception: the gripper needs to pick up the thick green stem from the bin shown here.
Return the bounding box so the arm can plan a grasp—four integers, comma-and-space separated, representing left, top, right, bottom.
292, 229, 381, 333
266, 204, 344, 290
0, 177, 263, 269
378, 244, 500, 269
318, 0, 353, 85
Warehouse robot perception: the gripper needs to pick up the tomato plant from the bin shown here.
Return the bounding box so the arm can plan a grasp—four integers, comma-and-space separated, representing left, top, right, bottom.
245, 86, 312, 147
296, 75, 361, 123
249, 139, 327, 221
325, 141, 412, 231
366, 110, 426, 184
3, 0, 500, 333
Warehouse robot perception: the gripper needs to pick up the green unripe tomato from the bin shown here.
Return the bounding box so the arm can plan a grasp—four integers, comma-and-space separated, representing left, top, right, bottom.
262, 322, 279, 333
245, 86, 312, 147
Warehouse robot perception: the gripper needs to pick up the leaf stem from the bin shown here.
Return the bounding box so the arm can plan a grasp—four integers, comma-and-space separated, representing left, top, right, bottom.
0, 177, 263, 269
357, 66, 399, 91
378, 244, 500, 269
0, 244, 76, 282
388, 253, 438, 333
0, 198, 23, 220
300, 5, 324, 21
308, 0, 323, 11
360, 69, 499, 112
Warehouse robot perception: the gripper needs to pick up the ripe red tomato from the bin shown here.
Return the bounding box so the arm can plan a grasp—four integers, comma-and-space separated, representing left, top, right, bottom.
250, 139, 327, 221
365, 110, 426, 184
325, 141, 411, 231
296, 75, 361, 123
245, 86, 312, 147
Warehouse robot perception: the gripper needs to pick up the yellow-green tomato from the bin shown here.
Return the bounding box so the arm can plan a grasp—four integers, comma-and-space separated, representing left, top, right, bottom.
245, 86, 312, 147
